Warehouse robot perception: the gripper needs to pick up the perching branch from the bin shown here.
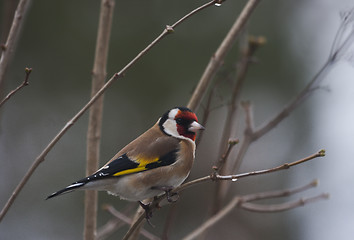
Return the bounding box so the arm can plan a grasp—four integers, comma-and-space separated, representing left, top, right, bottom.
182, 180, 328, 240
0, 0, 221, 222
0, 67, 31, 108
121, 150, 324, 240
84, 0, 115, 239
0, 0, 31, 88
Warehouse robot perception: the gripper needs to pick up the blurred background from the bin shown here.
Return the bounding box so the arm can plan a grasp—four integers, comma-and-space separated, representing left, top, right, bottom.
1, 0, 353, 239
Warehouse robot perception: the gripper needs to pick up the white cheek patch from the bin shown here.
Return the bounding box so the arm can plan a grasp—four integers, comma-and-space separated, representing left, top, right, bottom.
162, 119, 179, 138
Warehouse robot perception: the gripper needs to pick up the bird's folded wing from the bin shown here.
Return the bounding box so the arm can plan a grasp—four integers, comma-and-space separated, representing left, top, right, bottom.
86, 149, 178, 181
46, 152, 178, 199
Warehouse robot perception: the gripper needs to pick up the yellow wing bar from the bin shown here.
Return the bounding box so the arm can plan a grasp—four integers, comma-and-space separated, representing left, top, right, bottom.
113, 156, 159, 177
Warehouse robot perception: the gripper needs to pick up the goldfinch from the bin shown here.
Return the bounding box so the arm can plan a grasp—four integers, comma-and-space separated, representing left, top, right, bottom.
47, 107, 204, 203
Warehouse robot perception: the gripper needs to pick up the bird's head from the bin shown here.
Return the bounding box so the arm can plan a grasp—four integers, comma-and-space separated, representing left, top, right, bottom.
159, 107, 205, 141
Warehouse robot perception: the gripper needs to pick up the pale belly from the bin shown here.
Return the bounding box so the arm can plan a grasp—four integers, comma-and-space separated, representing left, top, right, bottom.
84, 168, 189, 201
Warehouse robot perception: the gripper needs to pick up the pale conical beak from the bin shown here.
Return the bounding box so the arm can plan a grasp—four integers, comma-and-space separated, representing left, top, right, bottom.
188, 121, 205, 133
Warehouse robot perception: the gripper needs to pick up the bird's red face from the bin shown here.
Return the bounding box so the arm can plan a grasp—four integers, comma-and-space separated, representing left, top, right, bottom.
175, 110, 201, 141
159, 107, 204, 141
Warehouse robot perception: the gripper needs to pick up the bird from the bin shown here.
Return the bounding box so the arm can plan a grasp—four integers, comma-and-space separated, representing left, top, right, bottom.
47, 107, 204, 217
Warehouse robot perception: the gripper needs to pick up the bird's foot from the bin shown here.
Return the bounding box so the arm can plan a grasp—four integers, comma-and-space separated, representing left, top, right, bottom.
138, 201, 155, 227
151, 186, 179, 203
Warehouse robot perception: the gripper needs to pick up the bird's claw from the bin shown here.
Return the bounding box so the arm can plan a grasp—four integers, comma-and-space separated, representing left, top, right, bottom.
138, 201, 154, 227
166, 190, 179, 203
151, 186, 179, 203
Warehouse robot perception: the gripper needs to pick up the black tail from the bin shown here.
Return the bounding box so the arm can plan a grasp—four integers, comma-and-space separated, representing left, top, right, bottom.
46, 181, 86, 199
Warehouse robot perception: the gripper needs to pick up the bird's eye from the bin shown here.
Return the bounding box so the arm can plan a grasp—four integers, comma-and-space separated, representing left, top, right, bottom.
175, 118, 184, 125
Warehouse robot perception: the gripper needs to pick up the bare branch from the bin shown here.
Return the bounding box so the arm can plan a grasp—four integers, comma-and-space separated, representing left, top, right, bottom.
241, 193, 329, 212
170, 0, 220, 29
211, 139, 239, 175
241, 179, 319, 201
0, 67, 31, 108
175, 150, 325, 193
182, 180, 327, 240
182, 196, 241, 240
252, 64, 332, 141
217, 150, 325, 181
84, 0, 115, 239
0, 0, 219, 223
218, 36, 266, 159
195, 84, 215, 145
96, 219, 123, 240
122, 212, 146, 240
187, 0, 262, 111
0, 0, 31, 87
195, 71, 231, 145
161, 204, 178, 240
100, 205, 160, 240
226, 101, 255, 176
212, 35, 266, 211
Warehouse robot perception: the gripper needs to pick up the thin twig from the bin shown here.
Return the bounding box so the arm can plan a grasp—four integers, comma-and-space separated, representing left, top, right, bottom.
84, 0, 115, 239
0, 67, 31, 108
0, 0, 220, 223
170, 0, 220, 29
217, 149, 325, 181
211, 139, 239, 176
182, 181, 327, 240
211, 101, 255, 203
328, 7, 354, 59
0, 0, 31, 87
182, 196, 241, 240
161, 204, 178, 240
241, 179, 319, 201
96, 219, 124, 240
195, 84, 215, 146
187, 0, 262, 111
175, 149, 325, 193
195, 71, 231, 145
211, 36, 265, 213
96, 204, 136, 240
251, 62, 333, 141
241, 193, 329, 212
122, 212, 146, 240
102, 205, 160, 240
217, 35, 265, 161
